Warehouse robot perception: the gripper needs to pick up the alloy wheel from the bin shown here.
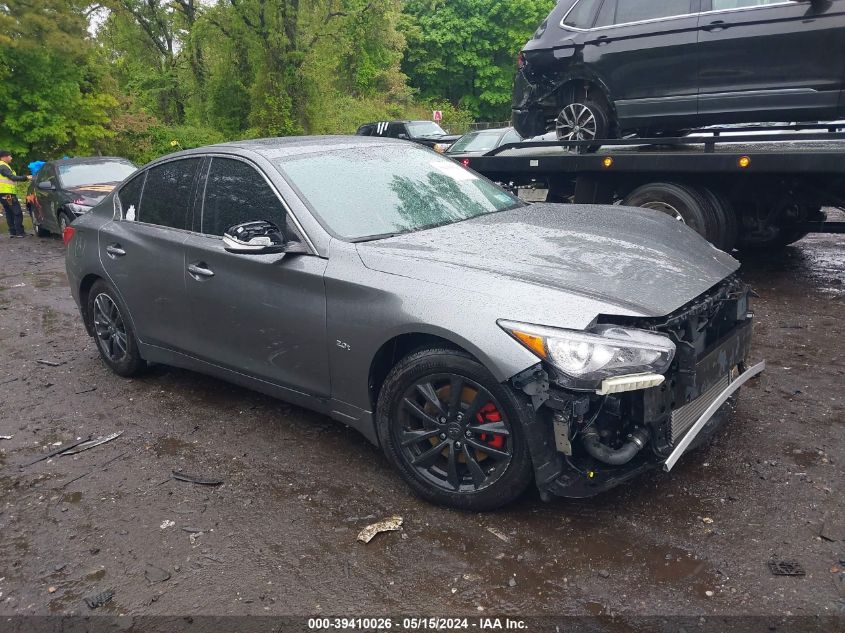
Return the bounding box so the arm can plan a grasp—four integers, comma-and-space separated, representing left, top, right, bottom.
92, 293, 129, 362
555, 103, 598, 141
396, 374, 513, 493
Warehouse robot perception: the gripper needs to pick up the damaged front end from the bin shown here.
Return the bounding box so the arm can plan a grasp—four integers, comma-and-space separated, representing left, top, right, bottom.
507, 277, 764, 499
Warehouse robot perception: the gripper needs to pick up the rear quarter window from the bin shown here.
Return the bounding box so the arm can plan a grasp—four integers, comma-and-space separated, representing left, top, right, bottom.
562, 0, 601, 29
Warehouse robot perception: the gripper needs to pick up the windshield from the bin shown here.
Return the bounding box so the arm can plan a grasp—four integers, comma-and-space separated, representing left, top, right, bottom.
58, 161, 137, 188
275, 145, 523, 241
447, 131, 505, 154
406, 121, 447, 137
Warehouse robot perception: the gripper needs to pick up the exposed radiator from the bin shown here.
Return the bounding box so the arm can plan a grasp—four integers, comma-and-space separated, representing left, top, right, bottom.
671, 374, 731, 445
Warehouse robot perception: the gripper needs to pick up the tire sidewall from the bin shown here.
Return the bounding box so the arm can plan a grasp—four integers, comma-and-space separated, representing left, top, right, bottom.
86, 280, 145, 377
376, 349, 534, 511
623, 182, 714, 241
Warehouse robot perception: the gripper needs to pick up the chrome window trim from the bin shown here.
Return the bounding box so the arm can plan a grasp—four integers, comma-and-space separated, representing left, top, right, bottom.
700, 1, 799, 18
560, 0, 699, 32
198, 153, 318, 255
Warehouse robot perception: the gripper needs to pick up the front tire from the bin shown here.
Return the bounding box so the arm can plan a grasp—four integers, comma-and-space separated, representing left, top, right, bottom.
58, 209, 74, 234
376, 348, 534, 511
86, 280, 146, 377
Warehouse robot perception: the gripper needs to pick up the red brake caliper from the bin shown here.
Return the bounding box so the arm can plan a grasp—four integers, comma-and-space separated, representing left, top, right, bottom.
476, 403, 505, 449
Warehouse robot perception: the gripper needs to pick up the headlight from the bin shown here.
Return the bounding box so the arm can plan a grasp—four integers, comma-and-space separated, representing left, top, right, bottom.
67, 203, 92, 216
499, 320, 676, 392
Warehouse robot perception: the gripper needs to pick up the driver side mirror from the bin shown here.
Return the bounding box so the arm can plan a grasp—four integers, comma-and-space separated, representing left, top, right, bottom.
397, 134, 409, 140
37, 181, 54, 191
223, 220, 306, 255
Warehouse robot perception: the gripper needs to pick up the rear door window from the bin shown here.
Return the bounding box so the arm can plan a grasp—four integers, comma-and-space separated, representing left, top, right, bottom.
200, 157, 289, 237
613, 0, 692, 24
137, 158, 201, 229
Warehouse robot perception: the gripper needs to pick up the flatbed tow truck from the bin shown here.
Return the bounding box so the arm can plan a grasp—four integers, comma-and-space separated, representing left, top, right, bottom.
464, 123, 845, 251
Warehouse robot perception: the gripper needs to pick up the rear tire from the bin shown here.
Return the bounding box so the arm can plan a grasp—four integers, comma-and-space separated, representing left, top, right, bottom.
700, 188, 739, 252
376, 348, 534, 511
555, 98, 611, 154
622, 182, 720, 244
86, 280, 146, 377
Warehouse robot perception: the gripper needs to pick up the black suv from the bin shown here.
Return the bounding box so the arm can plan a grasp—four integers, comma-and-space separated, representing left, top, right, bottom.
513, 0, 845, 142
356, 120, 461, 152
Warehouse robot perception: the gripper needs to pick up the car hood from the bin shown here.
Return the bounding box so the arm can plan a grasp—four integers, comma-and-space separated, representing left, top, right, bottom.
356, 203, 740, 318
66, 183, 119, 206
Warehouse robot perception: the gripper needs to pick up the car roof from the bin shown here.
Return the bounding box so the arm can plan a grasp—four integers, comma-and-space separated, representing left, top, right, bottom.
165, 135, 409, 160
47, 156, 134, 166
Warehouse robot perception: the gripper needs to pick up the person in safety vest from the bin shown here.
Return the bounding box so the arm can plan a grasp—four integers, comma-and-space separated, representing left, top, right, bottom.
0, 150, 32, 238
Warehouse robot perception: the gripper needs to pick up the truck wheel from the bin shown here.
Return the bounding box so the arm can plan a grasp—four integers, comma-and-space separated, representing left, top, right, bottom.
622, 182, 720, 245
555, 99, 610, 154
700, 188, 739, 252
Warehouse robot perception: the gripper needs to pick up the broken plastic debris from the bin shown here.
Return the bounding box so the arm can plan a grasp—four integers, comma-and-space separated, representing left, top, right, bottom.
84, 589, 114, 609
768, 560, 806, 576
60, 432, 123, 456
0, 435, 13, 440
160, 520, 175, 530
486, 527, 510, 543
21, 437, 91, 468
357, 516, 403, 543
172, 471, 224, 486
36, 359, 64, 367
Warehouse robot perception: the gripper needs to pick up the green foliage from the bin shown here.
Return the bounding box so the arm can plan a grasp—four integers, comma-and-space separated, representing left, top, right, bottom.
401, 0, 554, 120
2, 0, 548, 167
0, 0, 118, 168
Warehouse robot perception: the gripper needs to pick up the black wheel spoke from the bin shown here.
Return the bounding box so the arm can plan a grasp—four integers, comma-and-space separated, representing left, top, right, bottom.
465, 438, 511, 461
403, 398, 440, 429
113, 332, 128, 355
397, 372, 514, 495
467, 421, 510, 437
447, 376, 463, 418
462, 444, 487, 489
401, 429, 440, 447
416, 382, 446, 417
446, 444, 460, 490
412, 441, 446, 468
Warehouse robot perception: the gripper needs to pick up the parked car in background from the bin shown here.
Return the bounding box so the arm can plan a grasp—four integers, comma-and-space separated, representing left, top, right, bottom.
65, 136, 761, 510
27, 157, 137, 236
513, 0, 845, 145
446, 127, 522, 160
356, 120, 462, 152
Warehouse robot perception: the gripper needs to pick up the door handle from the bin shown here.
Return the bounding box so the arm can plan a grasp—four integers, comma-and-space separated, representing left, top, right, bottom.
106, 244, 126, 258
187, 262, 215, 279
702, 20, 728, 32
595, 35, 611, 46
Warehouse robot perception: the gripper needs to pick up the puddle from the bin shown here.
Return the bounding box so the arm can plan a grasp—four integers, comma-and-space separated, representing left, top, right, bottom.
41, 307, 60, 334
152, 436, 193, 457
23, 271, 69, 290
85, 569, 106, 582
62, 491, 83, 504
785, 444, 825, 469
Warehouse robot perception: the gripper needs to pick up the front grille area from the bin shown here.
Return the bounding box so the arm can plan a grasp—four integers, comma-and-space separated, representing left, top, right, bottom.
670, 374, 730, 445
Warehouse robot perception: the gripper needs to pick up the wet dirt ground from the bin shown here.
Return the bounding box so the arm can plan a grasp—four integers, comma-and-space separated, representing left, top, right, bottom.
0, 226, 842, 621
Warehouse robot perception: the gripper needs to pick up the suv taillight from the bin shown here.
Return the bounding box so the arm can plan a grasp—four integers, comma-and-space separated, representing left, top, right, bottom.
517, 52, 525, 70
62, 226, 75, 246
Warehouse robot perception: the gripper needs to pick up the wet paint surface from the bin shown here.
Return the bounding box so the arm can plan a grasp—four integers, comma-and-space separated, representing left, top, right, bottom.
0, 226, 842, 617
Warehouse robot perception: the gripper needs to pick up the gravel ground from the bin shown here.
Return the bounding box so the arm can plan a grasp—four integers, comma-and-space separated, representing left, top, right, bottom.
0, 226, 842, 623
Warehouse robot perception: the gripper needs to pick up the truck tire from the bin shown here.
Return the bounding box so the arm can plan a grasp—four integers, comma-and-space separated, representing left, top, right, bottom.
622, 182, 720, 245
700, 187, 739, 252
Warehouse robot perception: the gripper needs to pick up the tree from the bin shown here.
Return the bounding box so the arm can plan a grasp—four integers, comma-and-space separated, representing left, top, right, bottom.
0, 0, 117, 164
401, 0, 552, 121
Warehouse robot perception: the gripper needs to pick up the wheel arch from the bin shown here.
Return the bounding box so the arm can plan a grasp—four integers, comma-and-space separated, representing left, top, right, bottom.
78, 273, 104, 336
367, 331, 486, 413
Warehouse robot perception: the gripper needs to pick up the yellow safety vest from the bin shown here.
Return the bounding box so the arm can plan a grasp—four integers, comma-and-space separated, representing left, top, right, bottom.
0, 162, 18, 194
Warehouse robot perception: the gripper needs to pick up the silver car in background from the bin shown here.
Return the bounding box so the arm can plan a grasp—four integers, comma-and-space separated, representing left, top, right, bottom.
64, 136, 762, 510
